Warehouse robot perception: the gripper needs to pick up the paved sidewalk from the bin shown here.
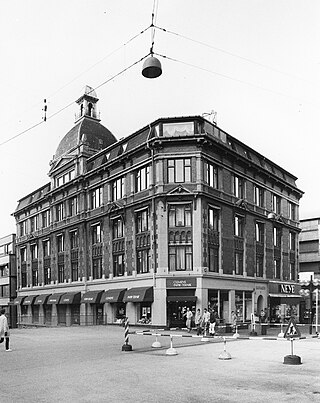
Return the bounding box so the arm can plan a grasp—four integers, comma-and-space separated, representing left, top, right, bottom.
1, 325, 320, 403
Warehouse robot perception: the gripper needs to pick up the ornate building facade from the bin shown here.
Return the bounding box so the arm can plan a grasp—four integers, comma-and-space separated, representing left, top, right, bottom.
13, 86, 303, 327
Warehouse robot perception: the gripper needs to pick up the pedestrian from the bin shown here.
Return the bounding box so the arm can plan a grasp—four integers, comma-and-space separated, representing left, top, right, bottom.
185, 307, 193, 332
259, 309, 266, 323
231, 310, 237, 332
209, 309, 217, 336
0, 308, 12, 352
201, 308, 210, 335
194, 308, 202, 335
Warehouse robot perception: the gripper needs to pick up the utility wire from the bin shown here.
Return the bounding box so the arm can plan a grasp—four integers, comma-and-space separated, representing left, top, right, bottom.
0, 54, 149, 148
154, 52, 318, 107
154, 25, 316, 86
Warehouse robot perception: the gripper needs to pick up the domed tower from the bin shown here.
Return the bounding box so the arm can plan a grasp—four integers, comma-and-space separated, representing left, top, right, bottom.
49, 86, 117, 188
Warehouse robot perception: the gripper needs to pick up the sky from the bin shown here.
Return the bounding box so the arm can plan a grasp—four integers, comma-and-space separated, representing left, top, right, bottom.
0, 0, 319, 235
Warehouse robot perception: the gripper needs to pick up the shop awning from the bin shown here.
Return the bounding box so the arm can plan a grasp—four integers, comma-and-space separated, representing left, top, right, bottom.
34, 294, 52, 305
81, 290, 104, 304
101, 289, 127, 303
166, 296, 197, 302
123, 287, 153, 303
60, 292, 81, 305
269, 293, 301, 299
22, 295, 38, 305
47, 293, 66, 305
13, 296, 25, 305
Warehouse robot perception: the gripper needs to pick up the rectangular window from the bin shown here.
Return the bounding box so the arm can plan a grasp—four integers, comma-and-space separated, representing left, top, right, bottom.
92, 257, 102, 279
289, 232, 296, 251
169, 246, 192, 271
272, 194, 281, 214
234, 215, 244, 237
44, 266, 51, 285
20, 221, 27, 236
43, 240, 50, 257
136, 166, 150, 192
57, 235, 64, 252
208, 207, 219, 231
256, 255, 264, 277
32, 267, 38, 287
71, 261, 79, 282
289, 262, 296, 281
235, 251, 243, 275
137, 249, 150, 274
56, 203, 65, 221
273, 227, 281, 248
288, 202, 296, 220
56, 169, 75, 187
208, 246, 219, 272
92, 224, 101, 244
168, 205, 192, 227
163, 122, 194, 137
42, 210, 50, 228
30, 244, 38, 260
21, 265, 27, 288
91, 187, 103, 209
274, 259, 281, 279
30, 216, 38, 232
113, 177, 125, 201
69, 196, 78, 216
58, 263, 65, 283
254, 186, 264, 207
20, 248, 26, 262
113, 254, 124, 277
168, 159, 191, 183
204, 162, 218, 189
233, 175, 244, 198
136, 210, 149, 233
255, 222, 264, 243
112, 218, 123, 239
70, 230, 79, 249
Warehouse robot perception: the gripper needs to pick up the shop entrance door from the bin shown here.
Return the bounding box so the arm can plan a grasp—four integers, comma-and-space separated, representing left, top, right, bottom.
167, 301, 195, 328
71, 305, 80, 325
96, 304, 104, 325
57, 305, 67, 325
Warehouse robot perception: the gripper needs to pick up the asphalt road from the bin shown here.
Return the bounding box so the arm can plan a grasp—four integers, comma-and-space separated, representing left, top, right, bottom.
1, 325, 320, 403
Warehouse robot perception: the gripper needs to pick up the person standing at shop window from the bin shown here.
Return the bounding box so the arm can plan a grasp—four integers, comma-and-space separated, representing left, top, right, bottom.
185, 307, 193, 332
0, 309, 12, 352
202, 308, 210, 335
195, 308, 202, 335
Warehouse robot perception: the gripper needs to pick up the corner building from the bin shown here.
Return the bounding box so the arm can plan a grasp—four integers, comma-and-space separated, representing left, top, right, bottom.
13, 87, 303, 328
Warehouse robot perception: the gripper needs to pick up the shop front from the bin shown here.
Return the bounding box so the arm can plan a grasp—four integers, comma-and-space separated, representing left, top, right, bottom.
22, 295, 38, 324
34, 294, 51, 325
101, 288, 127, 324
60, 292, 81, 325
13, 296, 25, 326
123, 287, 153, 324
268, 282, 301, 324
81, 290, 104, 325
47, 293, 66, 326
166, 278, 197, 328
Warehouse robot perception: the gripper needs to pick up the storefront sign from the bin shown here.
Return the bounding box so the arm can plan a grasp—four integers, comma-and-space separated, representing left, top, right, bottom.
166, 278, 196, 288
280, 284, 295, 294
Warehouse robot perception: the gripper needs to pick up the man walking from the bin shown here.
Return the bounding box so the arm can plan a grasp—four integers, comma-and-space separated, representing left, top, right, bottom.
0, 308, 12, 352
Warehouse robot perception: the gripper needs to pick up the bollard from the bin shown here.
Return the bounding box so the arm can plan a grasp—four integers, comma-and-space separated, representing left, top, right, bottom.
283, 337, 301, 365
152, 334, 162, 348
122, 317, 133, 351
166, 335, 178, 355
277, 323, 284, 339
201, 324, 209, 342
219, 337, 232, 360
232, 325, 240, 339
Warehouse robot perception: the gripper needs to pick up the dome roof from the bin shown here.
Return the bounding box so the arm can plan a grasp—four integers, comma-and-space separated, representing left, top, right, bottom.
54, 117, 117, 160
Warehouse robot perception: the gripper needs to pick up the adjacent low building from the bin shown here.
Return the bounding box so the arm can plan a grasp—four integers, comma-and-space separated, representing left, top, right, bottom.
0, 234, 17, 327
13, 86, 303, 328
